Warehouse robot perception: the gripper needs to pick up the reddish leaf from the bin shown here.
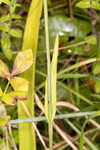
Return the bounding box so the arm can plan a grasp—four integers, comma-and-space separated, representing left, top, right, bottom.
0, 60, 10, 79
11, 49, 33, 76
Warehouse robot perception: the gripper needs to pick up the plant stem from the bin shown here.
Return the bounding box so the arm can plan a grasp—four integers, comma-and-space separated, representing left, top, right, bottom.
4, 81, 10, 94
44, 0, 53, 149
49, 122, 53, 150
43, 0, 51, 113
8, 111, 97, 124
58, 58, 97, 76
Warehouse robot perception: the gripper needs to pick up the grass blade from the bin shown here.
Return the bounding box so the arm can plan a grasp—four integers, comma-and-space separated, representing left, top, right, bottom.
18, 0, 42, 150
51, 35, 59, 121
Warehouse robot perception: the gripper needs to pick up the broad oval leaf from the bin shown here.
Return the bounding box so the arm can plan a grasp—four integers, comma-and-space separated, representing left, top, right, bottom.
11, 49, 33, 76
10, 77, 29, 92
2, 91, 27, 105
0, 60, 10, 79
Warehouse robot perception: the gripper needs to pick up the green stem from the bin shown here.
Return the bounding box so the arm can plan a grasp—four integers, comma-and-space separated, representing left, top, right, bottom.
4, 81, 10, 94
8, 111, 97, 124
43, 0, 51, 115
44, 0, 53, 149
49, 122, 53, 150
58, 58, 97, 76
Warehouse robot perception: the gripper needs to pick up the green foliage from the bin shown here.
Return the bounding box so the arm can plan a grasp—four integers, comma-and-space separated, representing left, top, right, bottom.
2, 91, 27, 105
9, 28, 22, 38
94, 80, 100, 93
39, 15, 92, 54
0, 0, 100, 149
0, 49, 33, 80
18, 0, 43, 150
0, 0, 10, 5
0, 0, 22, 60
45, 35, 59, 122
80, 111, 100, 150
0, 49, 33, 105
1, 32, 12, 60
76, 0, 100, 10
10, 77, 28, 92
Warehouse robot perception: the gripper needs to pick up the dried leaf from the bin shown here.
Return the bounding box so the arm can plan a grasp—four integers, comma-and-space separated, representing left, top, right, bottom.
0, 60, 10, 79
10, 77, 29, 92
11, 49, 33, 76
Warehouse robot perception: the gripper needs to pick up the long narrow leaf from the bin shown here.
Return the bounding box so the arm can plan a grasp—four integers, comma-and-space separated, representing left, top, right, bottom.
45, 35, 59, 122
51, 35, 59, 121
18, 0, 42, 150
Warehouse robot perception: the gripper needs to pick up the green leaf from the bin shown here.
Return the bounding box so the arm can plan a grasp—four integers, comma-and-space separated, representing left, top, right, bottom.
85, 35, 96, 45
0, 115, 10, 126
1, 32, 12, 60
12, 14, 22, 19
0, 24, 9, 32
45, 35, 59, 122
45, 79, 49, 122
0, 14, 10, 22
2, 91, 27, 105
51, 35, 59, 121
0, 14, 21, 22
11, 49, 33, 76
0, 60, 10, 79
0, 0, 10, 5
92, 62, 100, 75
80, 111, 100, 150
9, 29, 22, 38
76, 0, 100, 10
10, 77, 29, 92
0, 87, 3, 96
58, 73, 89, 79
18, 0, 43, 149
94, 80, 100, 93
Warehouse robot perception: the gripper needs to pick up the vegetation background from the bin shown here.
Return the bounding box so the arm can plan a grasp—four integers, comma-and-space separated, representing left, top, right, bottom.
0, 0, 100, 149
